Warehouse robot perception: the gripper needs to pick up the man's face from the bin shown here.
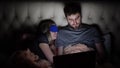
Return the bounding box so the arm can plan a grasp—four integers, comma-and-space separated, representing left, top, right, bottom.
66, 13, 81, 29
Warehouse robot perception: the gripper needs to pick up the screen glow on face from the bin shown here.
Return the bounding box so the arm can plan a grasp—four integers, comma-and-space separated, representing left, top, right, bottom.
67, 13, 81, 29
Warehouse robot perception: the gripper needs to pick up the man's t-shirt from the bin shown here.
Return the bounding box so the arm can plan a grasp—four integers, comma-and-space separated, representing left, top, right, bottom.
55, 24, 103, 49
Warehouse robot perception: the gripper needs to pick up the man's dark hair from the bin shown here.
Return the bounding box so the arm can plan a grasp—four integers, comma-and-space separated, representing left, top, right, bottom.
64, 2, 81, 17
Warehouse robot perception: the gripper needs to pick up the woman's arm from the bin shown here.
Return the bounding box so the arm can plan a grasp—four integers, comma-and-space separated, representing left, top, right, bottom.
39, 43, 54, 63
58, 46, 64, 55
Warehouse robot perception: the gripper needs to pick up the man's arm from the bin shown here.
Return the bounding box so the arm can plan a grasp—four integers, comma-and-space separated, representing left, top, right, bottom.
95, 43, 106, 63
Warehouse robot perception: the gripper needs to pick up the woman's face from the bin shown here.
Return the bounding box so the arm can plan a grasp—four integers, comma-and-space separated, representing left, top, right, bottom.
21, 49, 39, 62
50, 31, 58, 40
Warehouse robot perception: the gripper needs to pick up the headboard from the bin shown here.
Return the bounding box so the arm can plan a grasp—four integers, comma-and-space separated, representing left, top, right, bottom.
0, 1, 120, 59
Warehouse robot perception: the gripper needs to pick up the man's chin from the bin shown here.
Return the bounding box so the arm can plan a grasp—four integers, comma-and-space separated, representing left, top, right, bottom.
73, 26, 79, 29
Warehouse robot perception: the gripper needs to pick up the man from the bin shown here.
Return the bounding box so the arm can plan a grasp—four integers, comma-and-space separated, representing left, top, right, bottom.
55, 2, 105, 64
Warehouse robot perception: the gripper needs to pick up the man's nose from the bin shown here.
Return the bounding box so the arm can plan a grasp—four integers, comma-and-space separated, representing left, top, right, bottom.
73, 20, 77, 24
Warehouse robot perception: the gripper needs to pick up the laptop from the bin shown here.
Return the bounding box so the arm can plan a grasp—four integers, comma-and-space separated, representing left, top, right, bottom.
53, 51, 96, 68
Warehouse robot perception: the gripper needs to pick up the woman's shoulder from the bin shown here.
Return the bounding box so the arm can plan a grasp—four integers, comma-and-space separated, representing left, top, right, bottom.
37, 32, 47, 37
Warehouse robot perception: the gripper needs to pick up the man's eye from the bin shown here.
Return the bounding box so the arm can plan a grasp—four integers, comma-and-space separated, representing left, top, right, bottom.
76, 16, 80, 20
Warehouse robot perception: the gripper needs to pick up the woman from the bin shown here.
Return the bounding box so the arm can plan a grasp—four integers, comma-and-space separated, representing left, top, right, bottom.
32, 19, 58, 64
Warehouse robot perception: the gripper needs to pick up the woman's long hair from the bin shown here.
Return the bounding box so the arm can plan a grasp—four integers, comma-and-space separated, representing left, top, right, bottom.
37, 19, 56, 43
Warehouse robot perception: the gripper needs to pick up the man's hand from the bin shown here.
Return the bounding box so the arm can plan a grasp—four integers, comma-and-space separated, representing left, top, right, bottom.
64, 43, 94, 54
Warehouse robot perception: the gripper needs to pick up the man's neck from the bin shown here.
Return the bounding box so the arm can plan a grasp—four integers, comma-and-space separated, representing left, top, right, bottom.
68, 24, 82, 30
